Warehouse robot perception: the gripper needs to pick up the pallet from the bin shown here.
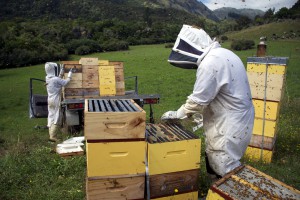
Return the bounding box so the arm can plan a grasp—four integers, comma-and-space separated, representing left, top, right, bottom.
86, 174, 145, 200
146, 123, 201, 175
86, 140, 146, 177
206, 165, 300, 200
149, 169, 198, 199
84, 99, 146, 140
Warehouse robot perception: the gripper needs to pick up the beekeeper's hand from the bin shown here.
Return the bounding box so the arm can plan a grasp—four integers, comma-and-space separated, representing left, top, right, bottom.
68, 68, 73, 79
161, 105, 186, 120
59, 65, 64, 78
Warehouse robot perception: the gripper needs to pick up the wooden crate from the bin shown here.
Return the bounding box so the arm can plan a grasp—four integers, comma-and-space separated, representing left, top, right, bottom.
86, 174, 144, 200
79, 57, 99, 65
83, 88, 99, 98
63, 88, 84, 99
149, 169, 198, 199
249, 134, 276, 150
83, 80, 99, 88
146, 123, 201, 175
63, 64, 82, 73
253, 118, 277, 137
206, 165, 300, 200
151, 191, 198, 200
82, 65, 99, 80
252, 99, 280, 120
86, 141, 146, 177
111, 62, 125, 95
64, 73, 83, 88
84, 99, 146, 140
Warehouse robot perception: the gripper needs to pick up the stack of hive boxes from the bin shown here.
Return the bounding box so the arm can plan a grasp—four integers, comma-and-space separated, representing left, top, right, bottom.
245, 57, 288, 163
84, 99, 146, 200
62, 58, 125, 99
146, 122, 201, 199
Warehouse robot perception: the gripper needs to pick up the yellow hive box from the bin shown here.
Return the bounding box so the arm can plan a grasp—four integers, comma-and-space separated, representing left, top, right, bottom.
98, 60, 109, 66
86, 141, 146, 177
253, 118, 277, 137
244, 146, 273, 163
99, 66, 116, 96
151, 191, 198, 200
84, 99, 146, 140
252, 99, 279, 120
146, 123, 201, 175
206, 165, 300, 200
247, 58, 287, 102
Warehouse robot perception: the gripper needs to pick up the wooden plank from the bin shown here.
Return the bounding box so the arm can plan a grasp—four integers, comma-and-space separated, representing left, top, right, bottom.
64, 73, 83, 89
79, 57, 99, 65
253, 118, 277, 138
82, 80, 99, 88
116, 82, 125, 96
61, 61, 79, 65
63, 88, 84, 97
83, 88, 99, 98
86, 141, 146, 177
149, 169, 198, 199
86, 174, 144, 200
148, 139, 201, 175
249, 134, 276, 150
252, 99, 280, 120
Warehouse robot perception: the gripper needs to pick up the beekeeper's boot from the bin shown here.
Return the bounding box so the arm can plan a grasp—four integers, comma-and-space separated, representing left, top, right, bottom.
49, 124, 59, 142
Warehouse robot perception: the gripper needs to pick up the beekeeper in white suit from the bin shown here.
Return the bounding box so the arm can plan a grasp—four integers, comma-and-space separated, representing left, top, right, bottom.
161, 25, 254, 180
45, 62, 73, 142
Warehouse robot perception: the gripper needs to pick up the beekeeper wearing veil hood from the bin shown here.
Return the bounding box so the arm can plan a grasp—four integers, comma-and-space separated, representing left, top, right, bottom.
161, 25, 254, 180
45, 62, 73, 142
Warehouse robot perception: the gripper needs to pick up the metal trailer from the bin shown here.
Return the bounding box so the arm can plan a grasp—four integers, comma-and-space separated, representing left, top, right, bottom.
29, 76, 160, 133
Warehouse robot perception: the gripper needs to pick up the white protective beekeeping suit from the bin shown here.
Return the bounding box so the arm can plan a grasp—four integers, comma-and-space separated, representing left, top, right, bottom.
45, 62, 72, 142
162, 25, 254, 177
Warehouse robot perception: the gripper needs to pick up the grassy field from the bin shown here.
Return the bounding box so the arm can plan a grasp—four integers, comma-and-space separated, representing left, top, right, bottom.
0, 38, 299, 199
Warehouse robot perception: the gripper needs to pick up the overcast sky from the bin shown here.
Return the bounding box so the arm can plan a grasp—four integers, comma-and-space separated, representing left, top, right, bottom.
199, 0, 298, 12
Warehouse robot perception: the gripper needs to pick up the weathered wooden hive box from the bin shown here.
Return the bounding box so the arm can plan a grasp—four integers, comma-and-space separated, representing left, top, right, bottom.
62, 58, 125, 99
84, 99, 146, 140
146, 123, 201, 199
245, 57, 288, 163
206, 165, 300, 200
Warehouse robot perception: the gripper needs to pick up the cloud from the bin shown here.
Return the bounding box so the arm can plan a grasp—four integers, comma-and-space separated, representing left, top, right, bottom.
199, 0, 298, 11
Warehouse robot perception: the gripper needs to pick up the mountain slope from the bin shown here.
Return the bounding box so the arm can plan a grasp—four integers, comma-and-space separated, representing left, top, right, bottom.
214, 7, 265, 20
0, 0, 219, 21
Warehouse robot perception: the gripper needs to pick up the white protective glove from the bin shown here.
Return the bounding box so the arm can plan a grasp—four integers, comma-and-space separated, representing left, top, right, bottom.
67, 68, 73, 79
59, 64, 64, 78
161, 105, 187, 120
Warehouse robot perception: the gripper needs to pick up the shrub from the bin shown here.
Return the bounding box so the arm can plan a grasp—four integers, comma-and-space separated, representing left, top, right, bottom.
165, 43, 174, 48
220, 35, 228, 41
75, 45, 91, 55
66, 39, 101, 54
231, 39, 255, 51
101, 40, 129, 51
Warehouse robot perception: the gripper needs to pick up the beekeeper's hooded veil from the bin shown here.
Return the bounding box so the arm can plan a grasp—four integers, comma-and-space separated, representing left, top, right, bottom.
166, 25, 254, 176
168, 25, 219, 69
45, 62, 70, 127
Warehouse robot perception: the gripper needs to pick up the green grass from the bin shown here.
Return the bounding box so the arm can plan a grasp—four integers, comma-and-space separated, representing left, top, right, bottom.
0, 38, 299, 199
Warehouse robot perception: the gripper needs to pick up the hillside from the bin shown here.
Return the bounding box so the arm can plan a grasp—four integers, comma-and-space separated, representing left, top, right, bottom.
214, 7, 265, 20
0, 0, 218, 21
225, 19, 300, 41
